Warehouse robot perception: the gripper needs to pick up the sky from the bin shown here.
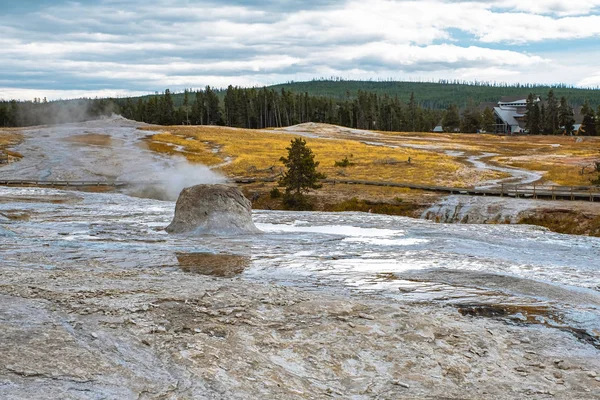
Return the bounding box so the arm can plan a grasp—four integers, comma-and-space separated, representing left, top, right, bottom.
2, 0, 600, 100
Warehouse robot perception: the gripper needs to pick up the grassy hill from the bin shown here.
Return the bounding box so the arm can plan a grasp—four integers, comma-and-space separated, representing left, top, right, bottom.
268, 80, 600, 109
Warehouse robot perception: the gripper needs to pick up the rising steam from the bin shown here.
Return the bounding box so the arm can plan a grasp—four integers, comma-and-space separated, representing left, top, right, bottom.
125, 155, 226, 201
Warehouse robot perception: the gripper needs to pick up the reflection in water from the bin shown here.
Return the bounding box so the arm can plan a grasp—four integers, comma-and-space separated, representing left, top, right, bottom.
176, 252, 250, 277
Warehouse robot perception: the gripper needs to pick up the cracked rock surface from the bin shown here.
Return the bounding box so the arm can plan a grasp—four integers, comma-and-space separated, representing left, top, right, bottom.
1, 263, 599, 399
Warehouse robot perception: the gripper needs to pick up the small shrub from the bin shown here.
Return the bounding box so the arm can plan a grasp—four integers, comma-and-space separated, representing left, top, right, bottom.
334, 156, 353, 167
270, 187, 282, 198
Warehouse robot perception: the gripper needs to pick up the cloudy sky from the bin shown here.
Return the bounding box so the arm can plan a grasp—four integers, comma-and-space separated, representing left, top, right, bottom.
2, 0, 600, 100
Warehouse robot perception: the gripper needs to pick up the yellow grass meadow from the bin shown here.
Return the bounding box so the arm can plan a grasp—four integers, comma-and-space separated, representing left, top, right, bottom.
140, 124, 600, 188
0, 130, 22, 148
141, 125, 510, 187
378, 130, 600, 186
0, 130, 23, 159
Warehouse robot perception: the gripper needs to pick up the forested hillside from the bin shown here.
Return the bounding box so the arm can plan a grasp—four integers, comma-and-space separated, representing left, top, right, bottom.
269, 80, 600, 109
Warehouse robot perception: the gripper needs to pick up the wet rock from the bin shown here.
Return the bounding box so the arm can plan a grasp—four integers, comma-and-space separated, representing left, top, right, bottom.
165, 184, 260, 235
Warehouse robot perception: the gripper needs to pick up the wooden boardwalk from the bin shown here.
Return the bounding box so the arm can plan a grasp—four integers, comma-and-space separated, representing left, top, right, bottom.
323, 179, 600, 202
1, 178, 599, 202
0, 180, 129, 188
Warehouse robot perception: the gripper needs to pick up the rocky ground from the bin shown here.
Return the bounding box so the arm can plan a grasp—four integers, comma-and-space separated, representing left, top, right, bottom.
2, 119, 600, 399
1, 260, 599, 400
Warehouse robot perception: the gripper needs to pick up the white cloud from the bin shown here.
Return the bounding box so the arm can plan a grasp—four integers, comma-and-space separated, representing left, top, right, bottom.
492, 0, 600, 17
0, 88, 150, 102
1, 0, 600, 99
577, 73, 600, 87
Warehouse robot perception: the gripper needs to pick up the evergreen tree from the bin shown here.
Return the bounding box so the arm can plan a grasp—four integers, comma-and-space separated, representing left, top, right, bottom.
539, 103, 547, 134
442, 104, 460, 132
481, 107, 496, 133
525, 93, 536, 133
545, 89, 559, 134
460, 99, 481, 133
581, 99, 597, 136
596, 106, 600, 136
558, 96, 575, 135
182, 89, 190, 125
279, 138, 326, 209
135, 98, 146, 122
191, 90, 205, 125
0, 103, 8, 127
204, 86, 221, 125
159, 89, 174, 125
407, 92, 417, 132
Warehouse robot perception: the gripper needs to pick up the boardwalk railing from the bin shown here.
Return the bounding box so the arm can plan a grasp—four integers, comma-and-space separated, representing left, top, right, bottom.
1, 179, 599, 202
498, 183, 600, 201
0, 180, 129, 188
322, 179, 600, 202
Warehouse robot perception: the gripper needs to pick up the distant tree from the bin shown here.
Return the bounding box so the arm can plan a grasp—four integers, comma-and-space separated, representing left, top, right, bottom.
545, 89, 559, 134
135, 98, 146, 122
558, 96, 575, 135
159, 89, 174, 125
9, 101, 18, 127
525, 93, 534, 128
204, 86, 221, 125
596, 105, 600, 136
182, 89, 190, 125
539, 103, 547, 134
525, 94, 540, 134
279, 137, 326, 209
580, 99, 597, 136
0, 102, 8, 127
460, 99, 481, 133
407, 92, 417, 132
481, 107, 496, 133
191, 90, 205, 125
442, 104, 460, 132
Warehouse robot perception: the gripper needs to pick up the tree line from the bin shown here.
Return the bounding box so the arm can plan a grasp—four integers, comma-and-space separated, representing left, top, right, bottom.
523, 90, 600, 135
115, 86, 443, 132
2, 86, 600, 135
0, 97, 116, 127
438, 89, 600, 135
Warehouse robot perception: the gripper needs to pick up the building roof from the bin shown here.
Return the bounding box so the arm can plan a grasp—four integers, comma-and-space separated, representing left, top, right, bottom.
499, 95, 530, 103
494, 107, 526, 130
494, 107, 519, 126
